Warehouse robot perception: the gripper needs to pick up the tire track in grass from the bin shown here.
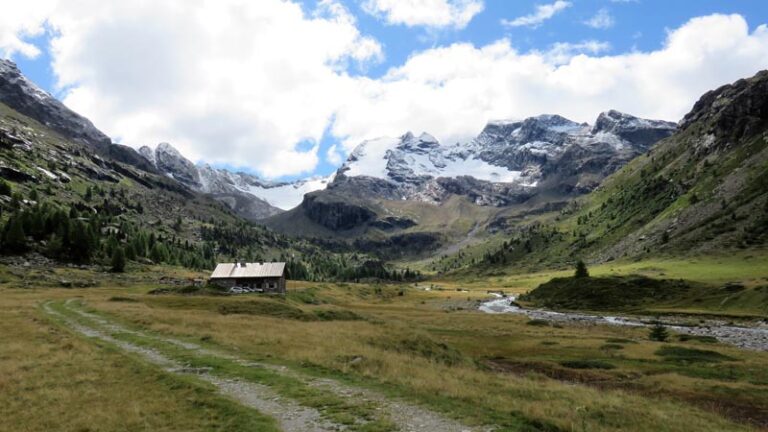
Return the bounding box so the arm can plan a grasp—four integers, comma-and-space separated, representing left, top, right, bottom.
44, 301, 346, 432
60, 299, 493, 432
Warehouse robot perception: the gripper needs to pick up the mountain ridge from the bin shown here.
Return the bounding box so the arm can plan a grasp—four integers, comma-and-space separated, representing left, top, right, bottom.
264, 109, 677, 243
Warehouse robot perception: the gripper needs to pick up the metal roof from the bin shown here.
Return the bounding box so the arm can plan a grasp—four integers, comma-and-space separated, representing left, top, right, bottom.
210, 262, 286, 279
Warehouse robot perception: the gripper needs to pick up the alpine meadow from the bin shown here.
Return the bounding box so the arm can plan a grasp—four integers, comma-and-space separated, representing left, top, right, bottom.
2, 2, 768, 431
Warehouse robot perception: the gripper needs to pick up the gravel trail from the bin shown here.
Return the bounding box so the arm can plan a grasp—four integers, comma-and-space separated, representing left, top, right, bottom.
44, 301, 344, 432
48, 300, 488, 432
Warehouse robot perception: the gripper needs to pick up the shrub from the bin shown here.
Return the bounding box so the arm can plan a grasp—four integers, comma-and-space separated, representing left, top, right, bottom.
526, 319, 550, 326
559, 360, 615, 370
600, 343, 625, 350
313, 309, 364, 321
677, 334, 719, 344
605, 338, 637, 344
373, 335, 464, 366
655, 346, 735, 363
108, 296, 138, 302
218, 301, 311, 321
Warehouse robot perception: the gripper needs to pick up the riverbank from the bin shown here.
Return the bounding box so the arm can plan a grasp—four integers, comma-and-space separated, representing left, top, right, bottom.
479, 296, 768, 351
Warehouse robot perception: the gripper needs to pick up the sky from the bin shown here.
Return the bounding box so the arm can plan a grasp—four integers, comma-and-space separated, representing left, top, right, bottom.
1, 0, 768, 181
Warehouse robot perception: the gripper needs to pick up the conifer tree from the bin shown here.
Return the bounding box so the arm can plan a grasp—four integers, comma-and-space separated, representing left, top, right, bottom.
3, 217, 27, 254
574, 259, 589, 278
649, 321, 669, 342
111, 247, 126, 273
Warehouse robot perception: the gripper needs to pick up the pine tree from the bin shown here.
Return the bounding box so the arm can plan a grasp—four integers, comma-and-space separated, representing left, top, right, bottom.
68, 221, 94, 263
649, 321, 669, 342
0, 179, 11, 196
173, 216, 183, 232
574, 259, 589, 278
661, 231, 670, 244
111, 247, 126, 273
3, 217, 27, 254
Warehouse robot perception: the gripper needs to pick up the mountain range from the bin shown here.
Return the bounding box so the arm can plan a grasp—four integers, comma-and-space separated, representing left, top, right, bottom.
1, 56, 766, 268
263, 110, 676, 251
0, 57, 678, 229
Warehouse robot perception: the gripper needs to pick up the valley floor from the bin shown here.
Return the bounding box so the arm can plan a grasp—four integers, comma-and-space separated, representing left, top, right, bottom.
2, 255, 768, 431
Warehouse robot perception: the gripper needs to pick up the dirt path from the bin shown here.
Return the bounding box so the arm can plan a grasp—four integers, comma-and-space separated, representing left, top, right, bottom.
44, 301, 347, 432
46, 300, 489, 432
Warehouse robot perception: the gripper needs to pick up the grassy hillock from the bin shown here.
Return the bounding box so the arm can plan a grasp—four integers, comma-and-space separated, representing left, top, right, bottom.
521, 272, 768, 317
521, 275, 696, 311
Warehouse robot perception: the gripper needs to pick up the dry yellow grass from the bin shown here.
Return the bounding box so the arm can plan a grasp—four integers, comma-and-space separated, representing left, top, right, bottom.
0, 287, 276, 432
2, 267, 766, 431
81, 282, 759, 431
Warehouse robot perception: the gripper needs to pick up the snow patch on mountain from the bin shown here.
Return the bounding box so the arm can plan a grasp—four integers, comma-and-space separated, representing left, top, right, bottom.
333, 111, 676, 204
139, 143, 327, 211
341, 131, 532, 185
241, 176, 332, 210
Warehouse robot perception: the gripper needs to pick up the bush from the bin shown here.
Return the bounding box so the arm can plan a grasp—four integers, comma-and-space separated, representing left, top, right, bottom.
559, 360, 615, 370
600, 343, 625, 350
372, 335, 464, 366
218, 300, 312, 321
526, 319, 550, 326
678, 334, 718, 344
108, 296, 138, 302
605, 338, 637, 344
655, 346, 735, 363
313, 309, 364, 321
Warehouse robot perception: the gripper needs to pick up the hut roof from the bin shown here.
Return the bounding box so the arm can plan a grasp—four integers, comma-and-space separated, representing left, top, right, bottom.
210, 262, 286, 279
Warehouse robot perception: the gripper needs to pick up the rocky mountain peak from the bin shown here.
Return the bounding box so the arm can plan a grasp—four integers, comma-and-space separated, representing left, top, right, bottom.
591, 110, 677, 150
330, 109, 677, 209
680, 69, 768, 142
397, 132, 440, 153
138, 145, 155, 165
0, 59, 157, 172
143, 142, 200, 188
0, 59, 111, 150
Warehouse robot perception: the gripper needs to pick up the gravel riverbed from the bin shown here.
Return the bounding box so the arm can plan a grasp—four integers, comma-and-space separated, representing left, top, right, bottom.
479, 296, 768, 351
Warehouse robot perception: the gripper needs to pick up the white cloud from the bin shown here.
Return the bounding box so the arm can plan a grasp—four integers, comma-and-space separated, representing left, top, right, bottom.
584, 8, 615, 29
331, 14, 768, 152
325, 144, 344, 165
4, 6, 768, 181
502, 1, 571, 28
544, 40, 611, 65
0, 0, 57, 58
24, 0, 381, 178
362, 0, 483, 29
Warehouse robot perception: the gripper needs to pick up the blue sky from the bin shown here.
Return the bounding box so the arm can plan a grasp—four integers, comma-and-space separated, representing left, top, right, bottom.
4, 1, 768, 181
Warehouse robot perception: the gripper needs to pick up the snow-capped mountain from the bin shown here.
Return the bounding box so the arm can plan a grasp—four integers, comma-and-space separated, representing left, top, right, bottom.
138, 143, 331, 219
330, 110, 676, 206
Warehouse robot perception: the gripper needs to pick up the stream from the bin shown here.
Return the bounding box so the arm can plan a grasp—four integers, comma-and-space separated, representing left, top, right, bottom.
479, 295, 768, 351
